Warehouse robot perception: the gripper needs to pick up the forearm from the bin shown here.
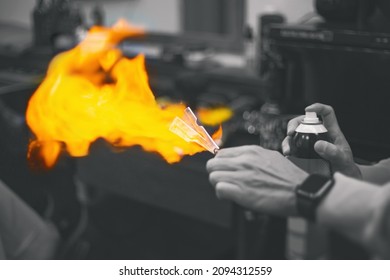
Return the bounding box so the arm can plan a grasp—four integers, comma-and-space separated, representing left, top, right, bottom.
317, 173, 390, 258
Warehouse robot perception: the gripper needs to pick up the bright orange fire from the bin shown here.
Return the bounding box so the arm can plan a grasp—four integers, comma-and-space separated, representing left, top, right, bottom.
26, 20, 229, 168
197, 107, 233, 126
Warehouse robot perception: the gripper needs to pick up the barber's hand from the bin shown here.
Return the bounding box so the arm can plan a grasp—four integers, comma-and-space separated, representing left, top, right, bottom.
282, 103, 361, 179
206, 145, 308, 216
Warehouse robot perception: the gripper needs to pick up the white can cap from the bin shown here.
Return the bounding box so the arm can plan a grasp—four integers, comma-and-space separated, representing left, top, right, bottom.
303, 111, 320, 124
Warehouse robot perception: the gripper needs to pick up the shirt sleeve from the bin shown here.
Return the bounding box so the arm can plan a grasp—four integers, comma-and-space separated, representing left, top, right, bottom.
358, 158, 390, 185
317, 173, 390, 259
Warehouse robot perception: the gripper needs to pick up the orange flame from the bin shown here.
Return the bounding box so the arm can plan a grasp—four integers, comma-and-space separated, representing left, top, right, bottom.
197, 107, 233, 126
26, 20, 228, 168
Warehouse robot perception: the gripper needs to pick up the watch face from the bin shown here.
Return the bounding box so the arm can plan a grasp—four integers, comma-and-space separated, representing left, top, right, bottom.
297, 175, 330, 199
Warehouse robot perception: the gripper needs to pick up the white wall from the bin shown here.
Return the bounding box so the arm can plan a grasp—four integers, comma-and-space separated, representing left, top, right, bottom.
91, 0, 180, 33
0, 0, 313, 35
247, 0, 315, 35
0, 0, 180, 33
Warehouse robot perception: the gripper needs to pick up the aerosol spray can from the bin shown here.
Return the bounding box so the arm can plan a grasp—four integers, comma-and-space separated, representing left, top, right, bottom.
286, 111, 331, 259
288, 111, 331, 176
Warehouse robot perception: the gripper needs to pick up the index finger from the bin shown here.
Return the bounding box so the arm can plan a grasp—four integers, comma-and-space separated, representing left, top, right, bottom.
215, 145, 263, 158
305, 103, 341, 135
305, 103, 337, 122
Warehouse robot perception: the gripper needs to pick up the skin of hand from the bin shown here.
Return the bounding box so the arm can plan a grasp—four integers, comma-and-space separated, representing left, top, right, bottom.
206, 145, 309, 216
282, 103, 362, 179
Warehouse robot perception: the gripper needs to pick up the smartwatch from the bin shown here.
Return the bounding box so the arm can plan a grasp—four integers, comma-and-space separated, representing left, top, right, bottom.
295, 174, 334, 222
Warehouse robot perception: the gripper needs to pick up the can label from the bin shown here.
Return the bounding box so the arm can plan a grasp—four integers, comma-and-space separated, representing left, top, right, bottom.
291, 132, 329, 159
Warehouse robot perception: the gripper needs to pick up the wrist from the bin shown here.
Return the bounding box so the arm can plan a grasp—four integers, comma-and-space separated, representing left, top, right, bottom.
316, 173, 378, 227
345, 162, 362, 179
295, 174, 334, 222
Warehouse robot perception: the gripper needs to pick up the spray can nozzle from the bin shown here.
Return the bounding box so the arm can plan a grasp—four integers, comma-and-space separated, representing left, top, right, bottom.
303, 112, 320, 124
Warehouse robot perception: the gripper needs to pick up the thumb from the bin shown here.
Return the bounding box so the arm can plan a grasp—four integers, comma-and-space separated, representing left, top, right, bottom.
314, 140, 344, 165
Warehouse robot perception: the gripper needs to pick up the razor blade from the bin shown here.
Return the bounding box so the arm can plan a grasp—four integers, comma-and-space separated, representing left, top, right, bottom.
169, 107, 220, 154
